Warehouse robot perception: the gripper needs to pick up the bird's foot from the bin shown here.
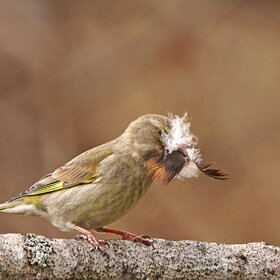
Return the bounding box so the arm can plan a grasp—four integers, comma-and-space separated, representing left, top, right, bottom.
74, 226, 107, 253
121, 232, 151, 245
99, 227, 151, 245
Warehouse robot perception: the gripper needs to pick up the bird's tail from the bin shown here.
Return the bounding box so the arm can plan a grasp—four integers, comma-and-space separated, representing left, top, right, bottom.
0, 200, 24, 213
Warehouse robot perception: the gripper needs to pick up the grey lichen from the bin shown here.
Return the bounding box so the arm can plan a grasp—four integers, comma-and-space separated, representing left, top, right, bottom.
0, 234, 280, 279
24, 233, 56, 268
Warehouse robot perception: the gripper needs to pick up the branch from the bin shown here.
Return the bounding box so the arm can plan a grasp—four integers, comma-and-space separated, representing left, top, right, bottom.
0, 233, 279, 280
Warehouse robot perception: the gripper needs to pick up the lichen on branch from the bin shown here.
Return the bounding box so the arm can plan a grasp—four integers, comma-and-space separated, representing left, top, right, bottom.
0, 233, 279, 280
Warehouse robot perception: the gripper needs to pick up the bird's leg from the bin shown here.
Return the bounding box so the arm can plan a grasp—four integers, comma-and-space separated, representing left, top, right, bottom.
97, 227, 151, 245
74, 225, 106, 252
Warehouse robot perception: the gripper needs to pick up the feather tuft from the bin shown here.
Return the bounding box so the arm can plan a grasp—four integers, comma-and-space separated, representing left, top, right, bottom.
161, 113, 202, 179
162, 113, 198, 154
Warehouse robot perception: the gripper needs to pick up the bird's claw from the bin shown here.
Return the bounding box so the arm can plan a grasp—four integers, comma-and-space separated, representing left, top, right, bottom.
75, 234, 107, 253
121, 233, 151, 245
139, 234, 150, 239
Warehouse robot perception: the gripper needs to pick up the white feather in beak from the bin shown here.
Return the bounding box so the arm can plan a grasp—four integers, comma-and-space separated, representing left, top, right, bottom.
162, 113, 202, 179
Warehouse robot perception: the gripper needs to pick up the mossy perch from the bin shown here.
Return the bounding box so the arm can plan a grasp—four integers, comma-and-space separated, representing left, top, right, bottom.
0, 233, 279, 280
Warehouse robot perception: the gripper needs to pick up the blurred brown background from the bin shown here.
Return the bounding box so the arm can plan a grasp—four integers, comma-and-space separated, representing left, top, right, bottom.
0, 0, 279, 246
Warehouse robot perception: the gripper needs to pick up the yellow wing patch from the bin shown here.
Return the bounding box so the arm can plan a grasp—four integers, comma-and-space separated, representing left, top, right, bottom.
10, 175, 98, 200
27, 175, 98, 196
28, 181, 64, 196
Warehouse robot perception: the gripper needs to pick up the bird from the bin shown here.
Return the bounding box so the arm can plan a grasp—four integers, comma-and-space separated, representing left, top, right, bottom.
0, 113, 228, 252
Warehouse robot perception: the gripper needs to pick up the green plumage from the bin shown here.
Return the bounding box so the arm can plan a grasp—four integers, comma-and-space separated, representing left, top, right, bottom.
0, 115, 167, 232
0, 113, 228, 251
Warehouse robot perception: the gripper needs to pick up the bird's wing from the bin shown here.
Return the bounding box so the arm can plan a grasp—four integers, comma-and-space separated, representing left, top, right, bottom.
10, 145, 113, 200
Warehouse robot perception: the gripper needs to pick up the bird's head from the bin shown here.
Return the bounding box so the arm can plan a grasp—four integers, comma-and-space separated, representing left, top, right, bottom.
122, 113, 228, 184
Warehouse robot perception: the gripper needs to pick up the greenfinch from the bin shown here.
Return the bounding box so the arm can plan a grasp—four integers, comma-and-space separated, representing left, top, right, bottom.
0, 114, 228, 252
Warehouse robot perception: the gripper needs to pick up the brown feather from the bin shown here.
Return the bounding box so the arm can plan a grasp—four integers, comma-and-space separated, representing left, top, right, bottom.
196, 162, 229, 180
52, 148, 113, 184
147, 150, 186, 184
147, 157, 175, 184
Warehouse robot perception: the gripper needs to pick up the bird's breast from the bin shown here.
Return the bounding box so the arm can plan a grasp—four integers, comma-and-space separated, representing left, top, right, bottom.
43, 156, 153, 231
